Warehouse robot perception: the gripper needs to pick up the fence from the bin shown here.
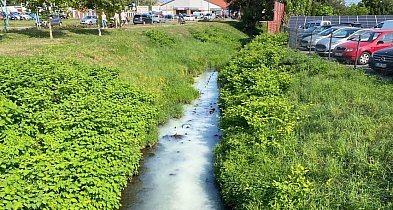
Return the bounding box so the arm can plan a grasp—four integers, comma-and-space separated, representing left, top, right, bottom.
289, 15, 393, 29
284, 24, 369, 69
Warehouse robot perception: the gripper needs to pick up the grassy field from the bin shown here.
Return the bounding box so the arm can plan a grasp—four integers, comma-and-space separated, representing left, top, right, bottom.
216, 33, 393, 209
0, 22, 248, 209
0, 22, 247, 123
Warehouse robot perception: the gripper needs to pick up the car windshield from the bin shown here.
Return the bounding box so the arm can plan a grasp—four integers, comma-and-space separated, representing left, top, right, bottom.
348, 30, 370, 39
318, 28, 337, 36
351, 32, 381, 42
304, 27, 316, 33
332, 29, 358, 38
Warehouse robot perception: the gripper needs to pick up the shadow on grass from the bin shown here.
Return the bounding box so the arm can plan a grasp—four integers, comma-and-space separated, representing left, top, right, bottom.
8, 27, 110, 39
64, 28, 110, 36
8, 28, 67, 38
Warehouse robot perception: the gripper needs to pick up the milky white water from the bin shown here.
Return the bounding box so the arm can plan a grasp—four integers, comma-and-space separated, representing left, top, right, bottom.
120, 71, 225, 210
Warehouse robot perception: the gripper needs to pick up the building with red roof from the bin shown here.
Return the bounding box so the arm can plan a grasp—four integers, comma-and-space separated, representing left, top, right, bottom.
161, 0, 229, 16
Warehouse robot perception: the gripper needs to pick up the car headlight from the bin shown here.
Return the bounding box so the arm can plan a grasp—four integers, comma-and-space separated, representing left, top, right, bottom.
345, 48, 355, 52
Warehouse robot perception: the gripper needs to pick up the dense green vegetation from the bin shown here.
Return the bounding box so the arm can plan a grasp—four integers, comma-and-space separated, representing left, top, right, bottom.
216, 33, 393, 209
0, 23, 247, 209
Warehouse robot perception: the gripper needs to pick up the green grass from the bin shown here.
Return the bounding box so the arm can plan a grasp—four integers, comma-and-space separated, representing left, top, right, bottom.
288, 62, 393, 209
216, 33, 393, 209
0, 22, 247, 123
0, 22, 248, 209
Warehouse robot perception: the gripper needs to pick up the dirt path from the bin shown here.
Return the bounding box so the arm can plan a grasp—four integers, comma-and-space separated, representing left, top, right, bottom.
120, 71, 225, 210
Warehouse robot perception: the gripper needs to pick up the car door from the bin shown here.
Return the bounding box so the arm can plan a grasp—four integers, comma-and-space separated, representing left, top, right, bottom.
372, 33, 393, 52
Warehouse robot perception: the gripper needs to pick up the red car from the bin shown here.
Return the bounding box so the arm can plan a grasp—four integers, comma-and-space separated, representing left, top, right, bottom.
333, 30, 393, 64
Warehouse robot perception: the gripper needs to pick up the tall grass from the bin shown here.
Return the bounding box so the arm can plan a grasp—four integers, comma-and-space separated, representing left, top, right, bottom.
216, 33, 393, 209
0, 22, 247, 125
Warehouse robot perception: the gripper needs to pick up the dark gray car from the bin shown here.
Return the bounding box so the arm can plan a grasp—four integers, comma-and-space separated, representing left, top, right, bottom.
36, 14, 62, 27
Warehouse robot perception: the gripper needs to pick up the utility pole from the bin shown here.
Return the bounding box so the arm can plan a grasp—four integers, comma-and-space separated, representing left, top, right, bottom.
1, 0, 8, 32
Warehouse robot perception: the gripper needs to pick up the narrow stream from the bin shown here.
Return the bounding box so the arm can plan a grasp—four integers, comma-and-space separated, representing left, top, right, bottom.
120, 71, 225, 210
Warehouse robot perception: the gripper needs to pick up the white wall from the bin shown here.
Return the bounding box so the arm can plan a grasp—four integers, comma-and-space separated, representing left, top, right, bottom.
162, 0, 221, 11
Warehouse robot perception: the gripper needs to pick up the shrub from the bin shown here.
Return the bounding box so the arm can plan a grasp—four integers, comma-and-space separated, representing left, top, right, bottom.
216, 32, 393, 209
144, 30, 175, 47
0, 57, 158, 209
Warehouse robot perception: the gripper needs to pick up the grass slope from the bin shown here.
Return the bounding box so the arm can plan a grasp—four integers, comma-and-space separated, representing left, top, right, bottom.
0, 22, 247, 209
217, 33, 393, 209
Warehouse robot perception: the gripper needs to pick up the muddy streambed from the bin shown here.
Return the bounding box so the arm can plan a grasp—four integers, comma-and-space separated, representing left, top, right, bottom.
120, 71, 225, 210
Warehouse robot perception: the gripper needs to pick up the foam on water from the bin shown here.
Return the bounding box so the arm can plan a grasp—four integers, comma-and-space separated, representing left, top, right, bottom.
120, 71, 224, 210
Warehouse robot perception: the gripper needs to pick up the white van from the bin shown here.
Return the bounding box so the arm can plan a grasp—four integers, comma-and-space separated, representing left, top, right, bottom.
374, 20, 393, 29
303, 20, 331, 29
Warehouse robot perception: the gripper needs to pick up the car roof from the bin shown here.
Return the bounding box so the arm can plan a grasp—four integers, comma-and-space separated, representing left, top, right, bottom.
307, 20, 329, 23
368, 29, 393, 33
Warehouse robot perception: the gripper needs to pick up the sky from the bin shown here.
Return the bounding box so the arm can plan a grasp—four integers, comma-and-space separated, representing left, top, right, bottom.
345, 0, 361, 5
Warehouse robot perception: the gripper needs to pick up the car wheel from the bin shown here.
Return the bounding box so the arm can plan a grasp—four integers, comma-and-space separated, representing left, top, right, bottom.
89, 21, 92, 25
358, 52, 371, 65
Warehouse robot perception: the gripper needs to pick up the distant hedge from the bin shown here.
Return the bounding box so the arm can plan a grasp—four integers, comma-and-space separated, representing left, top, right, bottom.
0, 58, 158, 209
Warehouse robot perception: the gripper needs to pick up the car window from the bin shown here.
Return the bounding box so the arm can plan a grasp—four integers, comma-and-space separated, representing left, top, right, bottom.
375, 22, 384, 28
318, 28, 337, 36
332, 29, 349, 38
351, 32, 381, 42
379, 33, 393, 43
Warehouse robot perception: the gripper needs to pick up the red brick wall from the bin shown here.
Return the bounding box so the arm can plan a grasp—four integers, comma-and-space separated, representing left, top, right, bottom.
268, 1, 284, 33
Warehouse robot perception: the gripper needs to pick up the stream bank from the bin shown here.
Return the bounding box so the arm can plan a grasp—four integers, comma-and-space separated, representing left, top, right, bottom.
120, 71, 225, 210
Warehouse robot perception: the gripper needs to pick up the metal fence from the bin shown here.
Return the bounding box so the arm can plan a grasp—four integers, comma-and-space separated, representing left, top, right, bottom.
289, 15, 393, 29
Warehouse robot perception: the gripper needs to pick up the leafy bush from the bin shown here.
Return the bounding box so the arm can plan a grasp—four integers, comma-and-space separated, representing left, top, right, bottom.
144, 30, 175, 47
190, 26, 239, 44
217, 33, 393, 209
216, 33, 313, 209
0, 57, 158, 209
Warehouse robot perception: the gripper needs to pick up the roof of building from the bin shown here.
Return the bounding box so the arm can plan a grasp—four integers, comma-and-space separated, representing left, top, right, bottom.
161, 0, 228, 8
206, 0, 228, 8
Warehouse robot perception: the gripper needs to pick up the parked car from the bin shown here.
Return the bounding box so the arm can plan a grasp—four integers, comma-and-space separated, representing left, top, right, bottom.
80, 16, 97, 25
374, 20, 393, 30
23, 12, 38, 20
203, 13, 215, 21
164, 14, 173, 19
315, 27, 363, 56
303, 20, 331, 29
297, 25, 334, 44
301, 26, 345, 49
369, 47, 393, 74
333, 30, 393, 65
59, 13, 68, 19
133, 14, 152, 24
152, 15, 165, 23
19, 12, 32, 20
36, 14, 62, 27
9, 12, 21, 20
184, 15, 195, 21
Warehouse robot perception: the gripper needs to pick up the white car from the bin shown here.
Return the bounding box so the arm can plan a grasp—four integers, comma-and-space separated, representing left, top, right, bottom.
80, 16, 97, 25
19, 13, 32, 20
184, 15, 195, 21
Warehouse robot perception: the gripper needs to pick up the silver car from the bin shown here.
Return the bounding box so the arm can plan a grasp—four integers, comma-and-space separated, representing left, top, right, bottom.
315, 28, 367, 56
80, 16, 97, 25
301, 26, 346, 49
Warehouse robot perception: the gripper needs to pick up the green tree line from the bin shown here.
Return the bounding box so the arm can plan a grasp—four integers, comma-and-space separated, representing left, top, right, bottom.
228, 0, 392, 31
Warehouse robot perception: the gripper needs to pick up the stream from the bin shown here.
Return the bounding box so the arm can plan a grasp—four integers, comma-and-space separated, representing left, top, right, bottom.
120, 71, 225, 210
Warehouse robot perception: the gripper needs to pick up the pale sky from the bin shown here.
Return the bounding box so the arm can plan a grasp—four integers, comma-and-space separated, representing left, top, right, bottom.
345, 0, 361, 5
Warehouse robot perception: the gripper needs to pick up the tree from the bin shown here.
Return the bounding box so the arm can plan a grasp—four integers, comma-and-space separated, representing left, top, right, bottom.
344, 3, 369, 15
227, 0, 274, 33
362, 0, 393, 15
285, 0, 313, 16
316, 5, 334, 16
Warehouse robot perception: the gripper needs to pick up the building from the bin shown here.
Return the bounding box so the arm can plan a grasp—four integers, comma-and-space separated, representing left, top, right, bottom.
160, 0, 228, 16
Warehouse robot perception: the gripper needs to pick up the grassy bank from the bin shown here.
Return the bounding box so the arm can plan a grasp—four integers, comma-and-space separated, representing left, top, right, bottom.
216, 33, 393, 209
0, 23, 247, 209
